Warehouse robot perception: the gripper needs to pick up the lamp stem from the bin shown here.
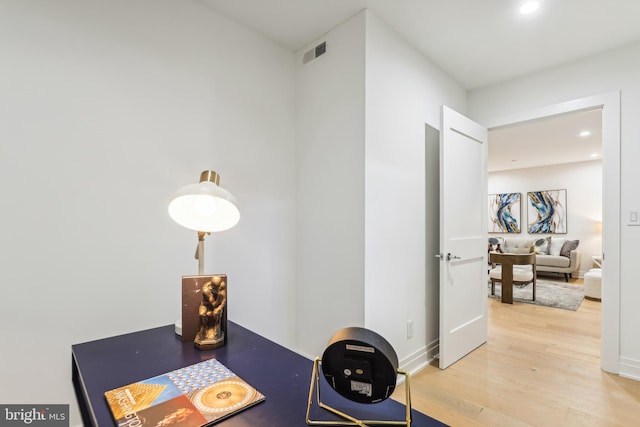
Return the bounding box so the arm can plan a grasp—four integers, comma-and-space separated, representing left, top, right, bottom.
197, 231, 209, 275
198, 240, 205, 275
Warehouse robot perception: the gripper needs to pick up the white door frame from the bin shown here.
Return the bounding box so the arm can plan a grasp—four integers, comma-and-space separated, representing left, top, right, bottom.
484, 91, 621, 373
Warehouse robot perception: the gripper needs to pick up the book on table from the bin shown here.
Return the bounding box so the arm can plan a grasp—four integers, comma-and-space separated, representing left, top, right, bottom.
104, 358, 265, 426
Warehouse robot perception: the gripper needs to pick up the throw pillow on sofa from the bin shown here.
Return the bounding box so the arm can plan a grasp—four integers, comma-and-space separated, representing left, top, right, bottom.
534, 237, 551, 254
488, 237, 504, 252
548, 238, 566, 256
560, 239, 580, 257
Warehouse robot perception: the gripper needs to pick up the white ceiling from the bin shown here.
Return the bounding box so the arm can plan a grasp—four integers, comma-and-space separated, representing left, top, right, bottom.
488, 109, 602, 172
197, 0, 635, 170
198, 0, 640, 90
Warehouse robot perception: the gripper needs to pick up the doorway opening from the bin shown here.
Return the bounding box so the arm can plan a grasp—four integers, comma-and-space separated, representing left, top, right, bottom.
487, 108, 603, 360
484, 91, 620, 373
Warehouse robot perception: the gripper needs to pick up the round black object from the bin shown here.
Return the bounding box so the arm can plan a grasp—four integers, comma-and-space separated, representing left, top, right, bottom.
321, 327, 398, 404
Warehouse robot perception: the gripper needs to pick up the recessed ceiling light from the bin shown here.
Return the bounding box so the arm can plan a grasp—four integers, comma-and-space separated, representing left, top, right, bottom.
580, 130, 591, 137
591, 153, 599, 158
520, 1, 540, 15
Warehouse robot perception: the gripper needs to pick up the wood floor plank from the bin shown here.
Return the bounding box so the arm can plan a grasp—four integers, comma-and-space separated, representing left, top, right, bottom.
393, 279, 640, 426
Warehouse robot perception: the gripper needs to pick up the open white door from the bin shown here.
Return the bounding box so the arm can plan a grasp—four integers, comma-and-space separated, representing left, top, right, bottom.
438, 106, 488, 369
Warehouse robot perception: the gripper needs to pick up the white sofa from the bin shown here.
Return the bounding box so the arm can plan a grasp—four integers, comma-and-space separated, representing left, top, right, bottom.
490, 237, 581, 282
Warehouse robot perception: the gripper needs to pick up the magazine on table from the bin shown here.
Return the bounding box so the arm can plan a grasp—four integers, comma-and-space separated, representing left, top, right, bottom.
104, 358, 264, 426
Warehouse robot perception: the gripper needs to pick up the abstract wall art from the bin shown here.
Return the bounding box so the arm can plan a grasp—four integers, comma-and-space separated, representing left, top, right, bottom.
488, 193, 521, 233
527, 189, 567, 234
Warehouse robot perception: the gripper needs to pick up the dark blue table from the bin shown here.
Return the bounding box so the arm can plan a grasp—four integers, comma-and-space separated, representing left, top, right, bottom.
72, 322, 447, 426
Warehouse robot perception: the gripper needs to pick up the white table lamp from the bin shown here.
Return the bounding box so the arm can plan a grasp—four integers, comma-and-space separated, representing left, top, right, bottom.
168, 170, 239, 343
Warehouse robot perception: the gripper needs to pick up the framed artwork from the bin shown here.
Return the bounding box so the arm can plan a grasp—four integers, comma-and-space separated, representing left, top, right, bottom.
527, 189, 567, 234
488, 193, 521, 233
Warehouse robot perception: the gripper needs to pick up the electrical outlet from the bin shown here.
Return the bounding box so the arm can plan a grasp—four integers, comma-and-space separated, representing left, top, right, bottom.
627, 210, 640, 226
406, 320, 414, 339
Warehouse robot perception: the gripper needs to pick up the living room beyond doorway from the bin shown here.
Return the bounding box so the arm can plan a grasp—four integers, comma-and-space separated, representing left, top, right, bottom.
486, 108, 603, 360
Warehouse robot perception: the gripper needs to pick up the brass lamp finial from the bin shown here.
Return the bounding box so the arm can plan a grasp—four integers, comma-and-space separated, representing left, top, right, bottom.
200, 170, 220, 185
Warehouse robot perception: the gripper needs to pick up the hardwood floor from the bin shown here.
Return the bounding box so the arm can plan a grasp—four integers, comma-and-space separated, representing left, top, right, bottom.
392, 278, 640, 426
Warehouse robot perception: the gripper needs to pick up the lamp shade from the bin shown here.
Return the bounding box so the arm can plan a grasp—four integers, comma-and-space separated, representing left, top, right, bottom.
168, 171, 240, 232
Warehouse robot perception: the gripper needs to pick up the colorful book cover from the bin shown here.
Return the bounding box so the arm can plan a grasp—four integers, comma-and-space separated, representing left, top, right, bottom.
104, 358, 264, 426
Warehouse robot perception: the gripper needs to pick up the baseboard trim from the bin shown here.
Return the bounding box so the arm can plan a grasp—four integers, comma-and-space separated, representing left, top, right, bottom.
398, 339, 439, 381
619, 357, 640, 381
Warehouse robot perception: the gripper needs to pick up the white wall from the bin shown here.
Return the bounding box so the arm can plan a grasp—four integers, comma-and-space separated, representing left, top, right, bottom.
294, 12, 367, 358
293, 9, 468, 367
469, 41, 640, 380
489, 161, 603, 276
0, 1, 296, 425
364, 11, 467, 370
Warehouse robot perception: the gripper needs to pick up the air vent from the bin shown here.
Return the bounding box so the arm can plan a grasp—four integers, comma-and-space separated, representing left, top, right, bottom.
303, 41, 327, 64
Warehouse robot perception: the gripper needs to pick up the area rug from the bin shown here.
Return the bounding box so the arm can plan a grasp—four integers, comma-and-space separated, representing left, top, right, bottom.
488, 279, 584, 311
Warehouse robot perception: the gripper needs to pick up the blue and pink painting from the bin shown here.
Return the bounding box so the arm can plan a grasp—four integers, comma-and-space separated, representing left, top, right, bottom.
527, 189, 567, 234
489, 193, 521, 233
